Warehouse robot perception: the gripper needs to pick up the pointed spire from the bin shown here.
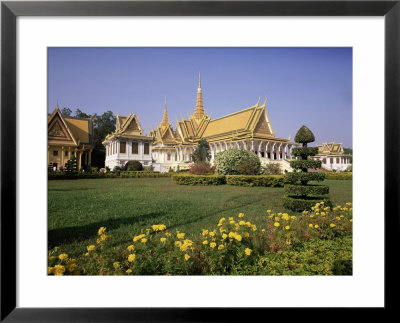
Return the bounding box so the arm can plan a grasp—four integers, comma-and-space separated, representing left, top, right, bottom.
160, 96, 170, 128
193, 73, 205, 119
262, 96, 268, 107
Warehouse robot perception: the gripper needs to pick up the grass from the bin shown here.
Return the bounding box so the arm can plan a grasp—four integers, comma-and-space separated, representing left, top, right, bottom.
48, 178, 352, 258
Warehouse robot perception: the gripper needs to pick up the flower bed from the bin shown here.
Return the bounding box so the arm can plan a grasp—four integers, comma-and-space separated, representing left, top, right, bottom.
225, 175, 285, 187
48, 202, 353, 276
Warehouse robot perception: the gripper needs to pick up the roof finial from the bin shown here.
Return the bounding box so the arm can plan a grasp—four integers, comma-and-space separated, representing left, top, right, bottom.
193, 73, 205, 119
160, 97, 170, 127
56, 99, 59, 109
198, 72, 201, 89
262, 96, 268, 107
256, 97, 260, 106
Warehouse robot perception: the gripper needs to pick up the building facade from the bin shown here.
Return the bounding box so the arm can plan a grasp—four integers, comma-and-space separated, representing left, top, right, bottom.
312, 142, 352, 171
149, 75, 298, 171
48, 106, 94, 170
103, 114, 153, 170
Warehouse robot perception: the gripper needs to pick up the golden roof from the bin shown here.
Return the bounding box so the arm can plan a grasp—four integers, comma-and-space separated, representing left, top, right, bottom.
103, 113, 151, 143
317, 142, 347, 155
48, 106, 93, 147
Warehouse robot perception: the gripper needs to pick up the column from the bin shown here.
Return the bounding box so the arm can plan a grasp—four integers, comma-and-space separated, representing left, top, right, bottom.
78, 151, 82, 170
61, 146, 64, 168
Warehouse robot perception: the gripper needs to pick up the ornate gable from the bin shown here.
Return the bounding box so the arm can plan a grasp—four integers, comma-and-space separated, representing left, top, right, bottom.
253, 111, 273, 136
48, 108, 77, 145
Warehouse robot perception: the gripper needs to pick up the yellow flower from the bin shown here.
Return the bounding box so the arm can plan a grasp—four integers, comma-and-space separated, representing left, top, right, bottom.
229, 220, 235, 225
251, 225, 257, 231
309, 215, 314, 218
261, 229, 266, 232
234, 234, 242, 242
267, 210, 271, 213
229, 217, 233, 221
330, 223, 336, 228
96, 238, 101, 244
285, 239, 291, 245
54, 265, 66, 276
184, 254, 190, 261
152, 224, 167, 232
127, 245, 135, 251
238, 213, 244, 218
244, 248, 252, 256
177, 233, 185, 239
133, 234, 146, 242
202, 230, 209, 236
84, 252, 89, 256
58, 253, 68, 261
218, 244, 224, 250
321, 212, 326, 216
113, 262, 120, 269
160, 237, 167, 243
210, 242, 217, 248
209, 231, 215, 237
87, 245, 95, 252
314, 225, 319, 229
350, 219, 353, 222
140, 238, 147, 244
274, 222, 280, 227
128, 254, 136, 262
48, 267, 54, 275
291, 216, 297, 220
336, 217, 341, 220
243, 232, 250, 238
245, 222, 251, 227
98, 227, 106, 235
285, 226, 290, 230
165, 232, 171, 237
203, 240, 208, 245
126, 269, 132, 274
275, 217, 280, 222
175, 241, 182, 247
239, 221, 246, 226
309, 224, 313, 228
222, 233, 228, 240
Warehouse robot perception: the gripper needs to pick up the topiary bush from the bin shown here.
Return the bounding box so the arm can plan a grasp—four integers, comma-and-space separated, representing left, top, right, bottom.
214, 149, 261, 175
124, 160, 144, 171
283, 125, 331, 211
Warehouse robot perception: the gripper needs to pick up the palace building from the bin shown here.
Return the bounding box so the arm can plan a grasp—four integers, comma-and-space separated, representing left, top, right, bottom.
103, 114, 153, 170
48, 106, 94, 170
102, 75, 298, 171
148, 75, 297, 171
311, 142, 352, 171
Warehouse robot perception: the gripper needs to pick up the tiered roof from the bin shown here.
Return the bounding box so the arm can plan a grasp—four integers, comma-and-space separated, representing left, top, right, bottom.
317, 142, 349, 156
103, 113, 152, 143
48, 106, 93, 147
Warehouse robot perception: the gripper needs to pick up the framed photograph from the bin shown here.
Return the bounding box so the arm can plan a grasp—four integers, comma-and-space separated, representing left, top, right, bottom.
1, 0, 399, 321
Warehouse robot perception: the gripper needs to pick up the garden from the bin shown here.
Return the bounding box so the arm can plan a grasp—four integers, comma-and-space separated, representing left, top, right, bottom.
48, 127, 353, 276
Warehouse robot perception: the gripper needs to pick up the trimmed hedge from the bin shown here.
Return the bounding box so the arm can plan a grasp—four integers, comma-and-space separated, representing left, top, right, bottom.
325, 172, 352, 180
292, 147, 319, 158
226, 175, 284, 187
282, 196, 332, 212
172, 174, 226, 185
284, 184, 329, 196
290, 160, 322, 170
285, 172, 326, 184
48, 171, 171, 180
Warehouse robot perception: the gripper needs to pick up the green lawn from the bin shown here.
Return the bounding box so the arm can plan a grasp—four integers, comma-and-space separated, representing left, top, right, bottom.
48, 178, 352, 258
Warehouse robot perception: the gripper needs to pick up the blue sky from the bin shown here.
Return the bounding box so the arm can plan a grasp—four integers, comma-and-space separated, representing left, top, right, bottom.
48, 48, 352, 147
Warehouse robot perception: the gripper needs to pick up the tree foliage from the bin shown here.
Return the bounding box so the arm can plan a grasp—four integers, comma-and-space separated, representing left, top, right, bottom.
214, 149, 261, 175
191, 139, 211, 163
294, 125, 315, 147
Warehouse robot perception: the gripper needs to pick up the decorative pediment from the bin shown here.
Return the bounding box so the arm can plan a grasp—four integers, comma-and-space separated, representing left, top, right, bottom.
48, 108, 77, 144
253, 112, 273, 136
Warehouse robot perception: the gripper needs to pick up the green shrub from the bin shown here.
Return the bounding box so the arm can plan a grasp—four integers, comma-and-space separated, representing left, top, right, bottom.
283, 126, 330, 211
262, 162, 282, 175
214, 149, 260, 175
292, 147, 319, 158
282, 196, 332, 212
172, 174, 226, 185
234, 158, 261, 175
285, 172, 326, 185
284, 184, 329, 196
226, 175, 284, 187
290, 160, 322, 170
325, 172, 352, 180
124, 160, 144, 171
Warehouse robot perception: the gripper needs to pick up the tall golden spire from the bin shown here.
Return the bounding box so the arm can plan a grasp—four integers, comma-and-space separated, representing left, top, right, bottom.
160, 96, 170, 127
193, 73, 205, 119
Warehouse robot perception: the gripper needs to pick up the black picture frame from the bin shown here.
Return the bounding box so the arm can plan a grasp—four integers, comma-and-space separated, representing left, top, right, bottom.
1, 1, 399, 321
